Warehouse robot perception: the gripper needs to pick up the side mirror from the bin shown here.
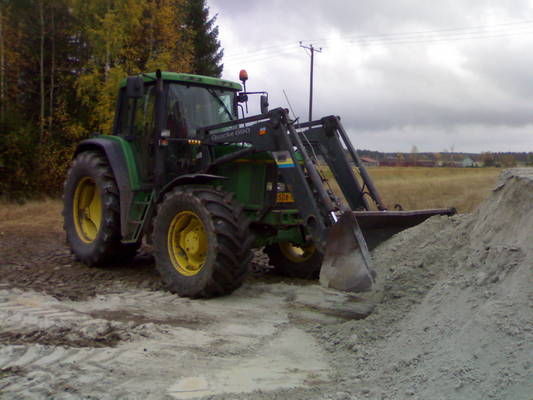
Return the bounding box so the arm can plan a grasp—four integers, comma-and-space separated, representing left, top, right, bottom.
260, 95, 269, 114
126, 76, 144, 98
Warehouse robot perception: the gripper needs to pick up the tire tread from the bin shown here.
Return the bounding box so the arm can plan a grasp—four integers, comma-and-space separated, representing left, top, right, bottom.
153, 186, 252, 298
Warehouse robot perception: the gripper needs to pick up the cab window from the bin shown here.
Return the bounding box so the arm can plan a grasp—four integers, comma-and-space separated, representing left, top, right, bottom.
166, 84, 235, 138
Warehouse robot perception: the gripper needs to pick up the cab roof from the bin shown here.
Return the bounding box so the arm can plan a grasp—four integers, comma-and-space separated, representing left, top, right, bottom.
120, 72, 242, 91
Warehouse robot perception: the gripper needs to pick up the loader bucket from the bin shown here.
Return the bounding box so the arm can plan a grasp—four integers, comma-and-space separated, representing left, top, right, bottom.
319, 212, 376, 293
354, 208, 456, 250
319, 208, 455, 293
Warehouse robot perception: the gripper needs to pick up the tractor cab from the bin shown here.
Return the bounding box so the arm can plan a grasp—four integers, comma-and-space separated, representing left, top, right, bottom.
113, 72, 242, 181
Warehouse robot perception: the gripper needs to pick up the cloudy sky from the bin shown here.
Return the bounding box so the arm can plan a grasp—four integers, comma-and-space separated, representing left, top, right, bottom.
208, 0, 533, 153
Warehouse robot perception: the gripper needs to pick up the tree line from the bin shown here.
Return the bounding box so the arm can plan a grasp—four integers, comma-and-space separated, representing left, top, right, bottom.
0, 0, 223, 199
357, 150, 532, 167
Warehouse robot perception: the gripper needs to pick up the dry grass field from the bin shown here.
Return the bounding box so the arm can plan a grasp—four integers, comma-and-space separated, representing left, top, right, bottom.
0, 167, 501, 233
318, 166, 502, 214
362, 167, 501, 213
0, 198, 63, 234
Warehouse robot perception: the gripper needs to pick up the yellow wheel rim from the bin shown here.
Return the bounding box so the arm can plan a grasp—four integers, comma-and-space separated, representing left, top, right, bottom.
167, 211, 208, 276
73, 177, 102, 243
279, 242, 316, 263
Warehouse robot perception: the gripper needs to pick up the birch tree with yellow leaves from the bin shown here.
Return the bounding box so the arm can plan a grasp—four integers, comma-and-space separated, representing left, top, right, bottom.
0, 0, 219, 198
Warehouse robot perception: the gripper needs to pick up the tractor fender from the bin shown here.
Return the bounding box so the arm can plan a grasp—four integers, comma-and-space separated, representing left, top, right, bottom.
141, 173, 228, 245
155, 173, 228, 205
74, 137, 137, 237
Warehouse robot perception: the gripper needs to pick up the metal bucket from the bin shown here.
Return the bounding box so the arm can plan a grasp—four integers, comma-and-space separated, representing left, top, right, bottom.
319, 208, 455, 293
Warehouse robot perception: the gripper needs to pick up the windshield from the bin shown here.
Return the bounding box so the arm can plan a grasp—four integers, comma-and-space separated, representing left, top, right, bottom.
167, 83, 236, 138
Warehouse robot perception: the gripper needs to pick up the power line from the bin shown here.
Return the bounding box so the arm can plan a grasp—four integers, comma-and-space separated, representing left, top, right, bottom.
332, 27, 533, 47
223, 19, 533, 63
307, 19, 533, 46
226, 21, 531, 58
225, 45, 300, 64
224, 28, 533, 65
224, 42, 299, 60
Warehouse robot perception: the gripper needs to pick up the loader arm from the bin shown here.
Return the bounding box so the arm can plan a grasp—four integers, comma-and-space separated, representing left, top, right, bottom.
295, 116, 455, 247
196, 107, 335, 252
189, 107, 454, 293
296, 116, 383, 211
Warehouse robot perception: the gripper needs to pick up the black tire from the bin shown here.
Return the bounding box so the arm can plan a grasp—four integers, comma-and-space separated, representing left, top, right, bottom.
264, 241, 323, 279
153, 186, 253, 298
63, 151, 139, 266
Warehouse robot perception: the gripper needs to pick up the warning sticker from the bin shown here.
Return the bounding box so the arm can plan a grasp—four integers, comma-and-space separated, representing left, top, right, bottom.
272, 151, 295, 168
276, 192, 294, 202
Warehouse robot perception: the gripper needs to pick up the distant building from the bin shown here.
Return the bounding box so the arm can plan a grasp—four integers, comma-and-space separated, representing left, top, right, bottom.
415, 159, 436, 167
461, 157, 477, 167
360, 156, 379, 167
379, 159, 398, 167
377, 158, 435, 167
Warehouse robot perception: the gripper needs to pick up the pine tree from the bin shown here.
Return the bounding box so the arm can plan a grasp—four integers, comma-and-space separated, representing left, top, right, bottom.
0, 0, 197, 197
133, 0, 193, 74
185, 0, 223, 77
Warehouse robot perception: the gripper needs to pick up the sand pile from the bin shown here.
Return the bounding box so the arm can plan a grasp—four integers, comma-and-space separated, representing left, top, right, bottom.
318, 168, 532, 400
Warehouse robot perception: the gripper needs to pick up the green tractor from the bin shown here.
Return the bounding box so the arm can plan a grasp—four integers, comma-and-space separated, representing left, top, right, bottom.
63, 70, 454, 298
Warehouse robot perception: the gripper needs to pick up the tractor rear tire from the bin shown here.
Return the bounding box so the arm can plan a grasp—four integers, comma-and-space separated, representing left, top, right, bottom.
264, 242, 323, 279
153, 186, 253, 298
63, 151, 139, 266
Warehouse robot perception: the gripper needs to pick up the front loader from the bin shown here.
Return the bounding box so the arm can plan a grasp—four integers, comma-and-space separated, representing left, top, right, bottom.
63, 70, 455, 298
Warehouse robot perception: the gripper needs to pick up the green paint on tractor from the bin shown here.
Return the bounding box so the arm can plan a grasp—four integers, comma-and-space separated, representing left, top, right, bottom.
64, 70, 455, 299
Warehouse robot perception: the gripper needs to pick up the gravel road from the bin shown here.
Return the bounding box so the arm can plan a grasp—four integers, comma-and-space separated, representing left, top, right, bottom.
0, 169, 531, 400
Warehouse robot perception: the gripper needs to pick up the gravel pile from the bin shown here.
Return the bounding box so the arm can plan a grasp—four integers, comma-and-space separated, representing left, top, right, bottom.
316, 168, 532, 400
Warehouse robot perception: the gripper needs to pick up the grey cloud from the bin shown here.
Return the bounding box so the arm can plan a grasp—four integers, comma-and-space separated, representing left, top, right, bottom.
463, 41, 533, 98
209, 0, 533, 152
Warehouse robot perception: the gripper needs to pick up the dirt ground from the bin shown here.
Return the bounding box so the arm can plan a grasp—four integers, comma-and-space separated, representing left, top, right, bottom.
0, 169, 531, 400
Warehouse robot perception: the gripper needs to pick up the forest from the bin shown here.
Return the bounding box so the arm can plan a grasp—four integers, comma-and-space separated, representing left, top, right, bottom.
0, 0, 223, 198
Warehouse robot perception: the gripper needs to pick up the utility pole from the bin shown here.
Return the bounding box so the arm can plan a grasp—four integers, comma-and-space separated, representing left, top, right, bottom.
300, 42, 322, 122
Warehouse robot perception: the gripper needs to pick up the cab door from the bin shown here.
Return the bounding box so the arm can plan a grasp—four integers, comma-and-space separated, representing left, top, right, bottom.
115, 84, 157, 183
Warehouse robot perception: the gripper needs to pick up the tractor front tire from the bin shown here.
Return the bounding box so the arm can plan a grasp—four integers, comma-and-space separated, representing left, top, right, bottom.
153, 187, 253, 298
63, 151, 138, 266
264, 242, 323, 279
